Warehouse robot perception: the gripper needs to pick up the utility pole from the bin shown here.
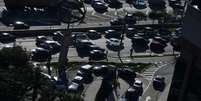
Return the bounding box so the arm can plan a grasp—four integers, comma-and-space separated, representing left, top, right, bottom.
58, 23, 71, 86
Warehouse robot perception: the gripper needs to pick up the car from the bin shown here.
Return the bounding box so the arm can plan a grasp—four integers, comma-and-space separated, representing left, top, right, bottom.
93, 65, 108, 76
72, 33, 89, 45
153, 75, 165, 91
84, 0, 92, 4
148, 0, 166, 10
88, 45, 105, 52
125, 79, 143, 100
13, 21, 30, 29
118, 68, 136, 85
35, 36, 48, 46
170, 2, 184, 10
124, 13, 137, 25
110, 18, 125, 26
104, 0, 122, 9
91, 0, 108, 13
153, 36, 168, 47
105, 29, 122, 39
0, 32, 16, 44
87, 30, 102, 40
175, 27, 182, 35
106, 38, 124, 51
191, 0, 201, 10
125, 86, 141, 101
72, 76, 84, 84
126, 0, 134, 5
36, 40, 61, 55
77, 70, 94, 84
133, 0, 147, 9
31, 48, 50, 62
150, 40, 166, 54
132, 36, 149, 53
158, 28, 172, 36
79, 64, 93, 74
68, 82, 84, 93
75, 39, 94, 48
89, 49, 107, 61
52, 31, 64, 43
126, 27, 138, 39
168, 0, 180, 6
136, 32, 149, 39
75, 40, 96, 58
76, 44, 105, 58
133, 79, 143, 95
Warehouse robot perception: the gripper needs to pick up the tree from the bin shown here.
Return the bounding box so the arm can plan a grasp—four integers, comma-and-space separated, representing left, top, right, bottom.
0, 46, 83, 101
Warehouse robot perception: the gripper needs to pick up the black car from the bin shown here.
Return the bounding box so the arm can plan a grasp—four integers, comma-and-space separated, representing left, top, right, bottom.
153, 36, 168, 47
118, 68, 136, 85
13, 21, 30, 29
87, 30, 102, 40
125, 87, 141, 101
31, 48, 50, 62
36, 40, 61, 55
104, 0, 123, 9
75, 39, 94, 48
150, 41, 166, 54
88, 45, 105, 52
35, 36, 48, 46
131, 36, 149, 53
126, 27, 138, 39
89, 49, 107, 61
124, 13, 137, 25
52, 31, 64, 43
72, 76, 84, 84
148, 0, 166, 10
110, 18, 125, 26
0, 33, 16, 44
175, 27, 182, 35
77, 70, 94, 84
75, 40, 97, 58
79, 64, 93, 74
158, 28, 172, 36
68, 82, 84, 93
93, 65, 108, 77
91, 0, 108, 13
153, 75, 165, 91
84, 0, 92, 4
105, 29, 122, 39
126, 0, 134, 5
133, 79, 143, 96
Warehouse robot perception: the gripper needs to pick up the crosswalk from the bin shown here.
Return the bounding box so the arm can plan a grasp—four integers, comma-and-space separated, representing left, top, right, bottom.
142, 61, 168, 81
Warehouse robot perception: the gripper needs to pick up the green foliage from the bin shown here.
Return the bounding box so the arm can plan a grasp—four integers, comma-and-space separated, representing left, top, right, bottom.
0, 46, 84, 101
0, 46, 29, 68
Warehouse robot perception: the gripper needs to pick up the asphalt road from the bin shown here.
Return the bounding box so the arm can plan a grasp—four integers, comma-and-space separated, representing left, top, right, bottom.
0, 1, 179, 101
140, 60, 176, 101
0, 36, 177, 63
0, 0, 176, 30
